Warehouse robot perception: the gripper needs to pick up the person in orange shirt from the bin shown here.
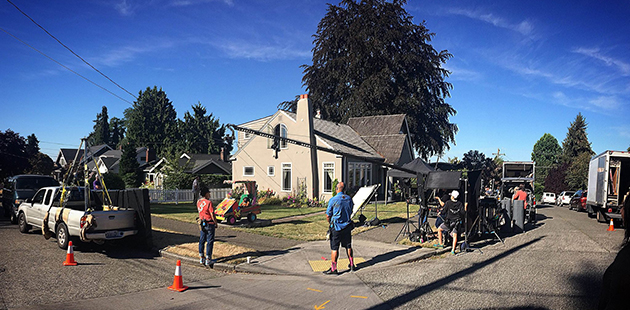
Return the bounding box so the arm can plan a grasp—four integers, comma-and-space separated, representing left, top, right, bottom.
512, 184, 528, 209
197, 187, 218, 268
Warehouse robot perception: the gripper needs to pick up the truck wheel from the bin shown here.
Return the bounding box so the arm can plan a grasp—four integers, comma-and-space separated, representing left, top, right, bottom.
18, 212, 31, 233
247, 213, 257, 223
227, 216, 237, 225
56, 223, 70, 249
10, 210, 18, 224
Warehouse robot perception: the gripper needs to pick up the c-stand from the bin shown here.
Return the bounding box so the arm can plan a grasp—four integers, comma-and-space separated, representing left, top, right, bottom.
395, 192, 418, 242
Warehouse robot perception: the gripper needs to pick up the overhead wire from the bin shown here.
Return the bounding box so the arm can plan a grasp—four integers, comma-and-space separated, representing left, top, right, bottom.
0, 27, 133, 105
6, 0, 137, 99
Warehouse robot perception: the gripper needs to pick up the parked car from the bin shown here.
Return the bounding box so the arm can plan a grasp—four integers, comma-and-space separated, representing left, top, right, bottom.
541, 192, 556, 205
17, 186, 138, 249
569, 190, 588, 212
556, 191, 575, 207
2, 175, 59, 224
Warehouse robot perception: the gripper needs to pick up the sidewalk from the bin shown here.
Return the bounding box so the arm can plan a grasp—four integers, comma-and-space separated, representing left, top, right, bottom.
155, 214, 453, 275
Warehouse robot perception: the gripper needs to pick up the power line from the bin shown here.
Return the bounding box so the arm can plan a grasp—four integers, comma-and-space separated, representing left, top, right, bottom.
6, 0, 137, 99
0, 27, 133, 105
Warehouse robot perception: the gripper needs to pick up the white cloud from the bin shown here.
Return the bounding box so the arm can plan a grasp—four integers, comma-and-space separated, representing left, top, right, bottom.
91, 41, 174, 67
615, 126, 630, 138
573, 47, 630, 76
215, 41, 310, 61
589, 96, 621, 110
444, 64, 482, 82
448, 8, 535, 37
115, 0, 133, 16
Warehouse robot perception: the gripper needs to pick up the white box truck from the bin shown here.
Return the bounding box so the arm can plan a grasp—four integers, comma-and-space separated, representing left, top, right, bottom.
586, 150, 630, 223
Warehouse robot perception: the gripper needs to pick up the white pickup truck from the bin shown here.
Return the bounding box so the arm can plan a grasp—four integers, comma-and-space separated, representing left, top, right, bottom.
17, 186, 138, 249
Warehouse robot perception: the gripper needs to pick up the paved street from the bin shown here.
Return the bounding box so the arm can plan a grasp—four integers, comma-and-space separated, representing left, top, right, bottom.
0, 204, 622, 309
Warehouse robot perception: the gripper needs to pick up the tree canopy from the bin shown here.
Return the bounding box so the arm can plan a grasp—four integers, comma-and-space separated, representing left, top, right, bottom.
177, 103, 228, 155
90, 106, 110, 147
561, 113, 594, 160
461, 150, 497, 185
531, 133, 562, 183
125, 87, 178, 158
0, 129, 29, 179
119, 142, 141, 188
283, 0, 457, 158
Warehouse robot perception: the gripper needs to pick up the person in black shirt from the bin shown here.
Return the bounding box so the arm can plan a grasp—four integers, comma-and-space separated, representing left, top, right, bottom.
434, 190, 451, 228
436, 190, 466, 254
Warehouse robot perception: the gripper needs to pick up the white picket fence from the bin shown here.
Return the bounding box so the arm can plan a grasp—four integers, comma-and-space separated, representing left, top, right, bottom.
148, 188, 231, 204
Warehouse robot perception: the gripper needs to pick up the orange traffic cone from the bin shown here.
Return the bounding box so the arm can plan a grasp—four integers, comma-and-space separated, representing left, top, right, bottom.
167, 260, 188, 292
607, 219, 615, 231
63, 241, 78, 266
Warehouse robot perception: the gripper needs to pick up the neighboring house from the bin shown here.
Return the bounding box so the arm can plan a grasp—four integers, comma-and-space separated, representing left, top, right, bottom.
53, 144, 112, 180
231, 95, 415, 200
178, 152, 232, 175
143, 151, 232, 189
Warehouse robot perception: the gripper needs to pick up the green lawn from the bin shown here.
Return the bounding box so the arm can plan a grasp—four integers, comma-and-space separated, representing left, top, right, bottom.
150, 202, 326, 223
151, 201, 413, 241
231, 201, 412, 241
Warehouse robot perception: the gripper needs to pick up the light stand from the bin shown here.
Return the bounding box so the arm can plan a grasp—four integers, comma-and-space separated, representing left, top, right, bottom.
459, 179, 484, 254
394, 194, 418, 242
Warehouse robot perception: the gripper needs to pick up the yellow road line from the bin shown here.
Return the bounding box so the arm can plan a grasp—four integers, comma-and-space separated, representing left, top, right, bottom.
351, 295, 368, 299
307, 288, 322, 293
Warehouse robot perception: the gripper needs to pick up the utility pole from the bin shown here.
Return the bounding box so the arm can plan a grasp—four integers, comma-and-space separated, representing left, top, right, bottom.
492, 148, 506, 159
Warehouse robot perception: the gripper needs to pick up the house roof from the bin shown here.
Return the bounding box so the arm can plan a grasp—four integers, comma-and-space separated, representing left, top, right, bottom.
179, 153, 232, 175
346, 114, 412, 164
99, 157, 120, 173
347, 114, 406, 136
310, 115, 383, 160
57, 148, 83, 165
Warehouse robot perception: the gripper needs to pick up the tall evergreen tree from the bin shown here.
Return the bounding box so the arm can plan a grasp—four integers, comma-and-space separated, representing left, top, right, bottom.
90, 106, 110, 146
561, 113, 594, 161
282, 0, 456, 158
109, 117, 125, 149
179, 103, 225, 154
531, 133, 562, 183
119, 142, 140, 188
125, 86, 178, 157
25, 134, 40, 158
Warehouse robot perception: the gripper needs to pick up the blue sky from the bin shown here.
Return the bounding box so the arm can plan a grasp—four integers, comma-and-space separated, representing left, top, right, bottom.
1, 0, 629, 164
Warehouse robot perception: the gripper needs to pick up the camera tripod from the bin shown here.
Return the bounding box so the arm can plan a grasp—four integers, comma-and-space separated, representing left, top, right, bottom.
394, 197, 418, 242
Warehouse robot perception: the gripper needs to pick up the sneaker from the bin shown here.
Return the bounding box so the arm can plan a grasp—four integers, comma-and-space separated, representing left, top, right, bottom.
450, 250, 456, 255
433, 244, 444, 248
199, 257, 205, 265
323, 268, 338, 275
205, 259, 215, 268
348, 264, 357, 272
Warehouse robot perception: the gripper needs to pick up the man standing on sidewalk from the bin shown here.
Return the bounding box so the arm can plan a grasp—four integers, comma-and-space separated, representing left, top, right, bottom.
197, 187, 218, 268
324, 182, 356, 275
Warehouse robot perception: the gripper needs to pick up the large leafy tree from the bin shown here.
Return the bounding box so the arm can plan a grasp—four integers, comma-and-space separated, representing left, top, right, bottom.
119, 142, 141, 188
561, 113, 594, 160
282, 0, 457, 158
25, 134, 40, 158
462, 150, 497, 184
109, 117, 125, 149
531, 133, 562, 183
0, 129, 29, 179
27, 153, 54, 175
544, 162, 569, 194
125, 87, 178, 158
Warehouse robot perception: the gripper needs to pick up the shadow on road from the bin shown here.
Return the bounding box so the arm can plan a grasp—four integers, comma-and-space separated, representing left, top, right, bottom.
357, 247, 419, 269
568, 261, 605, 310
365, 236, 545, 310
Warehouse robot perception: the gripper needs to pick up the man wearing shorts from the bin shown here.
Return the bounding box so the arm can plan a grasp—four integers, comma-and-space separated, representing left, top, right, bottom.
324, 182, 355, 275
436, 190, 465, 254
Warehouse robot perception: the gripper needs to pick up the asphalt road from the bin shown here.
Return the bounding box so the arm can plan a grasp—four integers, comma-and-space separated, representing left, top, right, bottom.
0, 216, 225, 310
0, 204, 622, 309
357, 204, 622, 309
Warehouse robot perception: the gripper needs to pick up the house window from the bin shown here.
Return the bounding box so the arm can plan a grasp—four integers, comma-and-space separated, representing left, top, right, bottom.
280, 124, 288, 149
243, 166, 254, 176
323, 163, 335, 194
244, 132, 252, 140
267, 166, 275, 176
348, 162, 372, 188
282, 163, 292, 192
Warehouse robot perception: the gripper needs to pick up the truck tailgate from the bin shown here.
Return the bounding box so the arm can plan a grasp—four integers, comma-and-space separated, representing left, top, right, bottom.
90, 210, 136, 231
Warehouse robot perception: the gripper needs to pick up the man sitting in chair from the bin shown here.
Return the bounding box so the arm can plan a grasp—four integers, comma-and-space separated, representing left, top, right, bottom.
436, 190, 466, 254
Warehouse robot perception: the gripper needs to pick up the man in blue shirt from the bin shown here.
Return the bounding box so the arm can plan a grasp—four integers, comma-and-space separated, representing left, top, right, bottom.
324, 182, 356, 275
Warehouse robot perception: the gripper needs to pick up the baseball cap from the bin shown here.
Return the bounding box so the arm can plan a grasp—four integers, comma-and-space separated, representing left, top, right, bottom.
451, 190, 459, 199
